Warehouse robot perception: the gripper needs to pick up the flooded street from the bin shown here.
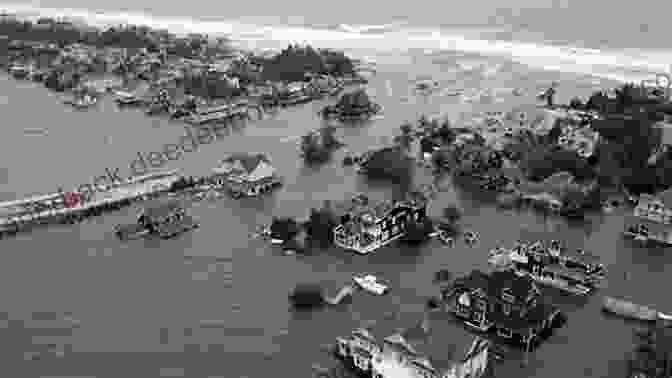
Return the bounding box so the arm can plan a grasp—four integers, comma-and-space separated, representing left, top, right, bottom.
0, 60, 669, 378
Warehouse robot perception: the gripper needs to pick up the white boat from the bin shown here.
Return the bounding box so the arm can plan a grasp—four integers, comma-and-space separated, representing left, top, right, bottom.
353, 274, 388, 295
271, 238, 284, 245
64, 95, 97, 109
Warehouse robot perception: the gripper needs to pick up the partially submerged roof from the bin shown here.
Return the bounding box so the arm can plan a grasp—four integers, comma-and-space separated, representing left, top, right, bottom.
214, 152, 272, 174
346, 310, 489, 371
392, 312, 488, 373
331, 194, 423, 223
451, 269, 536, 305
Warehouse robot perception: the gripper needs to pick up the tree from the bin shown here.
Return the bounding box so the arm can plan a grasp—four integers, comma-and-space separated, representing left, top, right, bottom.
569, 97, 583, 109
270, 217, 301, 241
394, 122, 414, 152
442, 205, 462, 223
585, 91, 609, 113
433, 119, 456, 144
318, 124, 341, 149
304, 203, 339, 247
301, 133, 329, 163
361, 146, 415, 187
522, 145, 594, 181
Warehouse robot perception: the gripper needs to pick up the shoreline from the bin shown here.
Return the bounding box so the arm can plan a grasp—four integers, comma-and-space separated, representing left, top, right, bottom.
2, 4, 671, 83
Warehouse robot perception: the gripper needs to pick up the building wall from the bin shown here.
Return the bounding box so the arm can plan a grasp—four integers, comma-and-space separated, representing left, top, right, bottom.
624, 214, 672, 243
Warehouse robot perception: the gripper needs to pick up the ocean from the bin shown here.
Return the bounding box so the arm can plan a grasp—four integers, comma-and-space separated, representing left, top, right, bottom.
0, 2, 671, 378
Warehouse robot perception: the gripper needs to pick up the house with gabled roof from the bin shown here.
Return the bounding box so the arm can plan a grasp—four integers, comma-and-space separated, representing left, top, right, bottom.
440, 269, 562, 349
335, 313, 492, 378
332, 193, 428, 254
210, 152, 282, 197
624, 187, 672, 244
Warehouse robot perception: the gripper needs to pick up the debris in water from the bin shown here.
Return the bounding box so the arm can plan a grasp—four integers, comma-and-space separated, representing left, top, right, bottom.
199, 320, 226, 328
23, 128, 47, 136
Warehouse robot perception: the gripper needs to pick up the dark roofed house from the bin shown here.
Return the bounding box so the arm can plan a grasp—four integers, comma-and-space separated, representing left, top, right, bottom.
441, 269, 562, 349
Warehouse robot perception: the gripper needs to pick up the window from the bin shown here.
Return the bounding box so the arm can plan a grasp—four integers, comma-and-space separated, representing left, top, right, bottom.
498, 328, 513, 338
502, 288, 515, 303
502, 302, 511, 315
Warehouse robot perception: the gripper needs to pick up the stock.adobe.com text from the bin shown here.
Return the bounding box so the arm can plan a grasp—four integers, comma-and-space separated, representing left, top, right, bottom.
62, 122, 233, 207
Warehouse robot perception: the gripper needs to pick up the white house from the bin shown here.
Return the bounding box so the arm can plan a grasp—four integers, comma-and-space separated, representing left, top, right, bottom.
211, 153, 282, 197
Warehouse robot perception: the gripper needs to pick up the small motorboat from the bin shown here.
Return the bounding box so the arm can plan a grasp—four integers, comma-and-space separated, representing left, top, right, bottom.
64, 95, 98, 109
114, 90, 145, 106
353, 274, 389, 295
602, 296, 671, 322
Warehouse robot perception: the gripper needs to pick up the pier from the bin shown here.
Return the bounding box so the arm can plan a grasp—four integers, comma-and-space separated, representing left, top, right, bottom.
0, 171, 182, 237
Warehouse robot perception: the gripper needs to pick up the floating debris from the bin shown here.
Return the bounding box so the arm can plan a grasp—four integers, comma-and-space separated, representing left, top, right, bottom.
23, 128, 48, 136
602, 296, 672, 322
199, 319, 227, 328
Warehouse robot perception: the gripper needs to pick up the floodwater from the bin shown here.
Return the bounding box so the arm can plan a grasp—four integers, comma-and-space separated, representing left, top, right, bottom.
0, 59, 669, 378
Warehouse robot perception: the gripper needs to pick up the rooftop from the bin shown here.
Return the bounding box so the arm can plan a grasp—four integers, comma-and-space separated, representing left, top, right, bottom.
331, 193, 425, 223
451, 269, 537, 307
350, 312, 487, 374
214, 152, 272, 175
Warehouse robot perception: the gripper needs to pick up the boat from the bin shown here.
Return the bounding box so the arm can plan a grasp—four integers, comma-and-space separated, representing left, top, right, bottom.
64, 94, 97, 109
601, 296, 672, 322
353, 274, 389, 295
9, 64, 30, 79
113, 90, 145, 106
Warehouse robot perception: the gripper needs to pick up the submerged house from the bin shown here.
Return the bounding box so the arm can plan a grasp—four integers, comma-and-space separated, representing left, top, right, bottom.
115, 198, 199, 239
332, 193, 427, 254
335, 314, 492, 378
440, 269, 563, 349
624, 188, 672, 244
210, 153, 282, 197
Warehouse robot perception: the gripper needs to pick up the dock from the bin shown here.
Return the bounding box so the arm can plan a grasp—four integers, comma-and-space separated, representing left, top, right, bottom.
0, 171, 182, 237
185, 102, 258, 125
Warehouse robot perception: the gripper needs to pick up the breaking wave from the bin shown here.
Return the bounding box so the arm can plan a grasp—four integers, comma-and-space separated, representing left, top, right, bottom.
2, 3, 671, 83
